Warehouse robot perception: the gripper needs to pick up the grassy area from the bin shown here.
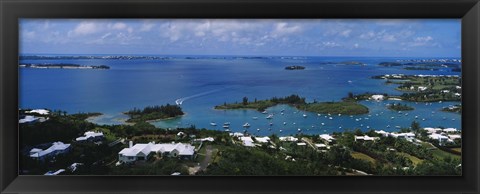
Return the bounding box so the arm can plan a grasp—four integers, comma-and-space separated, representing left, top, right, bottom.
300, 102, 369, 115
351, 151, 376, 164
398, 152, 423, 166
431, 149, 461, 160
451, 148, 462, 153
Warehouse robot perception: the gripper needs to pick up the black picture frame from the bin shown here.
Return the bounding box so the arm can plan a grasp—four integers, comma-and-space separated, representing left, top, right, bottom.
1, 0, 479, 193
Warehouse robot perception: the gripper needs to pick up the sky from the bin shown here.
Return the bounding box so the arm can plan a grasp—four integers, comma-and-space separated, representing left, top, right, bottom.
19, 19, 461, 58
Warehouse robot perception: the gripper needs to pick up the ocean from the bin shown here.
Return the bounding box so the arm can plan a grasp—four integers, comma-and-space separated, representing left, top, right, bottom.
19, 56, 461, 136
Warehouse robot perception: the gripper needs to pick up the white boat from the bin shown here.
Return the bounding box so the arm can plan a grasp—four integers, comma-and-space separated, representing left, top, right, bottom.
279, 130, 283, 133
210, 122, 217, 126
338, 114, 341, 116
252, 117, 258, 120
257, 128, 260, 131
224, 129, 231, 132
223, 125, 229, 128
329, 117, 333, 120
283, 122, 287, 125
243, 122, 250, 127
297, 128, 301, 132
224, 122, 231, 125
303, 113, 307, 118
269, 122, 273, 126
262, 110, 268, 114
266, 114, 274, 119
321, 123, 325, 126
281, 112, 284, 115
317, 113, 321, 116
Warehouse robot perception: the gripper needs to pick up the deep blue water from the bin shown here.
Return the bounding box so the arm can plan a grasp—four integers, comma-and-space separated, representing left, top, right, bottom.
19, 56, 461, 136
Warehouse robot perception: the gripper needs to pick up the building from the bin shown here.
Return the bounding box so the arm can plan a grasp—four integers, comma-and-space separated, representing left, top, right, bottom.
354, 135, 379, 142
389, 132, 415, 139
30, 142, 71, 160
76, 131, 104, 142
118, 142, 196, 163
319, 134, 336, 144
255, 136, 270, 143
374, 130, 390, 137
239, 136, 255, 147
442, 128, 458, 133
279, 136, 298, 142
371, 95, 384, 101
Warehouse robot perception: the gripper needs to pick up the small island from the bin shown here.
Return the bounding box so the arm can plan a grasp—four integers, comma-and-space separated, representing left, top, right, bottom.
387, 103, 414, 111
20, 63, 110, 69
125, 104, 184, 123
215, 94, 369, 115
442, 105, 461, 113
285, 65, 305, 70
378, 62, 402, 66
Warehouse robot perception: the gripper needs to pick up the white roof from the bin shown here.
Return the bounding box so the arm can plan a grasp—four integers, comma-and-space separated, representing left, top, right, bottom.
229, 132, 244, 137
315, 143, 327, 148
30, 142, 71, 158
196, 137, 214, 142
443, 128, 458, 132
371, 95, 384, 100
319, 134, 335, 141
448, 134, 461, 140
119, 142, 195, 157
428, 134, 449, 140
26, 109, 50, 115
76, 131, 104, 141
279, 136, 298, 142
19, 115, 38, 123
297, 142, 307, 146
255, 136, 270, 143
355, 135, 378, 141
240, 136, 255, 147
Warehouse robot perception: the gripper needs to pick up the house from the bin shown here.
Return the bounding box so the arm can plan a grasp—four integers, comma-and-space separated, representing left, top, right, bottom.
374, 130, 390, 137
448, 134, 461, 140
423, 127, 443, 134
194, 137, 214, 142
354, 135, 379, 142
428, 134, 450, 142
255, 136, 270, 143
76, 131, 104, 142
296, 142, 307, 146
389, 132, 415, 139
30, 142, 71, 160
371, 95, 384, 101
118, 142, 196, 163
442, 128, 458, 133
239, 136, 255, 147
315, 143, 328, 150
26, 109, 50, 115
19, 115, 38, 124
319, 134, 336, 144
279, 136, 298, 142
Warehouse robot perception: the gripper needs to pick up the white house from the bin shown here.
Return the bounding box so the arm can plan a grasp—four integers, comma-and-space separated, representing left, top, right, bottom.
374, 130, 390, 137
30, 142, 71, 160
423, 127, 443, 134
239, 136, 255, 147
389, 132, 415, 139
19, 115, 38, 124
442, 128, 458, 133
26, 109, 50, 115
279, 136, 298, 142
76, 131, 104, 142
428, 134, 449, 141
371, 95, 385, 101
118, 142, 195, 163
354, 135, 379, 142
448, 134, 461, 140
319, 134, 336, 143
255, 136, 270, 143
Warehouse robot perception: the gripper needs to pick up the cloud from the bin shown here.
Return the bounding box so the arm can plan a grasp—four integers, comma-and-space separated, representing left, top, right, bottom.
340, 29, 352, 37
271, 22, 302, 38
68, 22, 100, 36
110, 22, 127, 30
403, 36, 437, 47
322, 41, 341, 47
140, 22, 155, 32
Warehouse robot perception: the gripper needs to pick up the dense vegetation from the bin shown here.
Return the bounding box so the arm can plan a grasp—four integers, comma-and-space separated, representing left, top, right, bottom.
215, 94, 306, 111
216, 94, 369, 115
125, 104, 184, 123
442, 105, 461, 113
299, 102, 369, 115
387, 103, 414, 111
378, 62, 402, 66
372, 75, 461, 102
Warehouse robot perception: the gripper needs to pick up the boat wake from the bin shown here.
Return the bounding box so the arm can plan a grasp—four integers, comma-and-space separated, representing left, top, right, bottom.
175, 87, 231, 105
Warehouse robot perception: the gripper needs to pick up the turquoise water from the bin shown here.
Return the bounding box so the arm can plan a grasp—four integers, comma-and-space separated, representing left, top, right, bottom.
19, 56, 461, 135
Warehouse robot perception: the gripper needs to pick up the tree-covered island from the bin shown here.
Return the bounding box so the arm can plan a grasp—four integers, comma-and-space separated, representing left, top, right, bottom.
215, 94, 369, 115
387, 103, 415, 111
125, 104, 184, 123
